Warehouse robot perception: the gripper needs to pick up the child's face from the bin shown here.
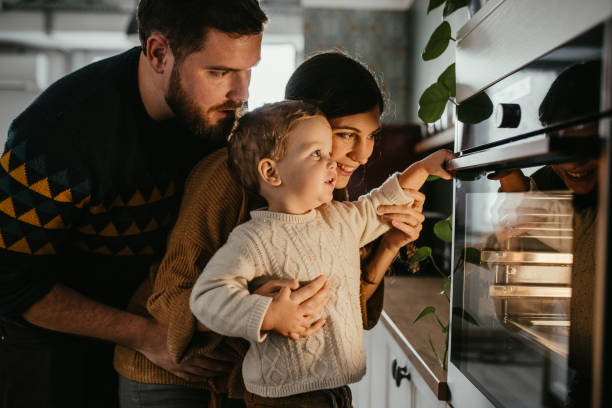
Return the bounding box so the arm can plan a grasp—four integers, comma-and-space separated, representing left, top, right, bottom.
275, 116, 337, 212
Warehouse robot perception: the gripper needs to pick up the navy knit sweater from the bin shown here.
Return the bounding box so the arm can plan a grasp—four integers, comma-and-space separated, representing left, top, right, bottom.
0, 47, 222, 319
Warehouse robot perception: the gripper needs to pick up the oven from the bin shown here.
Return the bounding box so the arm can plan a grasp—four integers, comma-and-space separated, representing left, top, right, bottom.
446, 2, 612, 407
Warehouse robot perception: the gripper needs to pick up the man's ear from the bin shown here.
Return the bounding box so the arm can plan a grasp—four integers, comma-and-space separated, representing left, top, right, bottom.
144, 34, 172, 74
258, 158, 282, 187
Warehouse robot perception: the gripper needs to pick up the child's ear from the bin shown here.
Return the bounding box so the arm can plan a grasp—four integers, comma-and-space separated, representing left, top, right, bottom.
258, 158, 282, 187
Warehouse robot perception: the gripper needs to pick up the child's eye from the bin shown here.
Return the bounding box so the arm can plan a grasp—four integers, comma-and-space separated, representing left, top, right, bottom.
312, 150, 321, 158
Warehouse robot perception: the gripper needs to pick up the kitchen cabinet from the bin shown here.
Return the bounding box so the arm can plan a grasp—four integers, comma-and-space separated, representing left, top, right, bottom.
351, 312, 446, 408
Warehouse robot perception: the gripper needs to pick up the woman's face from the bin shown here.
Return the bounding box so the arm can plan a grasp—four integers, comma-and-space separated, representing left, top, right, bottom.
329, 106, 381, 190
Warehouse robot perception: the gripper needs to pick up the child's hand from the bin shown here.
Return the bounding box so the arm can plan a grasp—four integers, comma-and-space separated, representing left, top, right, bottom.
261, 275, 329, 339
398, 149, 455, 191
417, 149, 454, 180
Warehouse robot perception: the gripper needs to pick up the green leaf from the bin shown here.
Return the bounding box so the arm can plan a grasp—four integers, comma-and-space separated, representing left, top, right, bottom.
408, 246, 432, 265
457, 91, 494, 124
442, 324, 449, 334
422, 21, 452, 61
437, 63, 456, 98
453, 306, 480, 326
418, 82, 449, 123
465, 247, 481, 265
427, 0, 446, 13
443, 0, 469, 17
433, 216, 452, 243
414, 306, 437, 324
426, 175, 441, 182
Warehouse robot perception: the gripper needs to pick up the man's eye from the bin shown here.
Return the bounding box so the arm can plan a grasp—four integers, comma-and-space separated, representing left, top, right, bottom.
312, 150, 321, 158
209, 70, 228, 78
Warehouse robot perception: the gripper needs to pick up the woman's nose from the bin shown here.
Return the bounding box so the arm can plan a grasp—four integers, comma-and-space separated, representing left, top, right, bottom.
349, 141, 370, 165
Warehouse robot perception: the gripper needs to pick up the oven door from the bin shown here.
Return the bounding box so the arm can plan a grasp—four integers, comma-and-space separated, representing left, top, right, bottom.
447, 132, 605, 408
446, 16, 611, 408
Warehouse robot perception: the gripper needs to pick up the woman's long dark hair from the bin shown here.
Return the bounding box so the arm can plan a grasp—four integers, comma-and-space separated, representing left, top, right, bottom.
284, 51, 385, 119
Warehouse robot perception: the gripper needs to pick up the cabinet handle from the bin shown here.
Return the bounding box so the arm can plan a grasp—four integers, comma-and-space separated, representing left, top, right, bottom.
391, 359, 411, 387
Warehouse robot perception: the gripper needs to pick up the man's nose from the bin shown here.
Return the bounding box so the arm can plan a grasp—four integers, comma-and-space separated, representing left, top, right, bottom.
228, 70, 251, 104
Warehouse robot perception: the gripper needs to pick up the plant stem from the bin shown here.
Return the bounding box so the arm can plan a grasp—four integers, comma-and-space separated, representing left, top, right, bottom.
434, 312, 445, 330
429, 255, 446, 278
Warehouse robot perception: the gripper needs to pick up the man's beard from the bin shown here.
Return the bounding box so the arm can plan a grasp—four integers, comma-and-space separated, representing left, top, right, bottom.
165, 64, 240, 145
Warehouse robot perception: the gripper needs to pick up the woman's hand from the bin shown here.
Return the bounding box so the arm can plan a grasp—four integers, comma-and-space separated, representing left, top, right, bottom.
377, 189, 426, 252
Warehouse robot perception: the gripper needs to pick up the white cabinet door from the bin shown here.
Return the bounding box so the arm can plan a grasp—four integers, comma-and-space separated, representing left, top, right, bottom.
351, 320, 447, 408
351, 323, 412, 408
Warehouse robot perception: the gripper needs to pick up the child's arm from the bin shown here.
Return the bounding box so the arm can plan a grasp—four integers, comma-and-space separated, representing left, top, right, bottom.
189, 230, 327, 342
397, 149, 454, 191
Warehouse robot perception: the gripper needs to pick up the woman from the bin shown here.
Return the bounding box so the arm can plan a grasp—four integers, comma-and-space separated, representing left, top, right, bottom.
114, 51, 426, 408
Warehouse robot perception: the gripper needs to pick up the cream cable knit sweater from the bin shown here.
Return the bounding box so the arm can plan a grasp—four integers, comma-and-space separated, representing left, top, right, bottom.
190, 174, 412, 398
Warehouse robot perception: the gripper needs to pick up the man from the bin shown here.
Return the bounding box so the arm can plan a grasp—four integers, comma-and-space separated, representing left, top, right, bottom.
0, 1, 267, 407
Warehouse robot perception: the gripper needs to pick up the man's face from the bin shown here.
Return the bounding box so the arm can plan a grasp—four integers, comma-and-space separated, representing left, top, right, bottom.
166, 28, 262, 143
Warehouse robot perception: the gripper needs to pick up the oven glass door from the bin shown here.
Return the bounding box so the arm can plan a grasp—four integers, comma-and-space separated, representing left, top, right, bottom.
450, 123, 607, 408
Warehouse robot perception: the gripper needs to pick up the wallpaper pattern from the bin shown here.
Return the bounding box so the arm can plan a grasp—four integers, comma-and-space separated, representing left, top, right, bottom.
304, 8, 413, 124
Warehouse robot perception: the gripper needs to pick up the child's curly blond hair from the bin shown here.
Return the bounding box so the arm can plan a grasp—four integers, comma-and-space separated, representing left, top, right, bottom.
228, 100, 324, 193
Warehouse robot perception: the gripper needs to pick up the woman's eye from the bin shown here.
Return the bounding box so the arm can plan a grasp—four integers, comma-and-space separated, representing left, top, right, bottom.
312, 150, 321, 158
336, 132, 355, 140
369, 131, 381, 140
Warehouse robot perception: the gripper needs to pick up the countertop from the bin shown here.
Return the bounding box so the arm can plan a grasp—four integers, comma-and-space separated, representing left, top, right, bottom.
381, 274, 450, 400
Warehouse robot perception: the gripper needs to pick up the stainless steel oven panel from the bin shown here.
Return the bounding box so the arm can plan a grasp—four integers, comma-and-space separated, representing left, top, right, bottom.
447, 132, 602, 173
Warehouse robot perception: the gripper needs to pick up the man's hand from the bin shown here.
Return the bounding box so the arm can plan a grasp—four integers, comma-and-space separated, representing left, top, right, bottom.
136, 319, 234, 382
260, 275, 329, 340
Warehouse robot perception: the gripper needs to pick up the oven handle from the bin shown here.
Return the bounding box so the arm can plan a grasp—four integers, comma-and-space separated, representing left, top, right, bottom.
447, 134, 602, 173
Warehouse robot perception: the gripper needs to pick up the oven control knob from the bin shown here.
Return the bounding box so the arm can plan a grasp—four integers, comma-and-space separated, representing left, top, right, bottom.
494, 103, 521, 128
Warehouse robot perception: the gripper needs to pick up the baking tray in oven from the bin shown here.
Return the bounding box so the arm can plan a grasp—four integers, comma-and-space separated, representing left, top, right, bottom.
489, 285, 571, 298
481, 250, 573, 265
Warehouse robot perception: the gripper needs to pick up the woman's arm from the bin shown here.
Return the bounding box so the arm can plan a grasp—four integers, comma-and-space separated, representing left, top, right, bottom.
361, 189, 425, 300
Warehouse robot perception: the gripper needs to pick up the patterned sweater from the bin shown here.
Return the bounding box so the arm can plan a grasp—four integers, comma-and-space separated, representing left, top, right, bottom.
189, 174, 412, 397
0, 46, 218, 321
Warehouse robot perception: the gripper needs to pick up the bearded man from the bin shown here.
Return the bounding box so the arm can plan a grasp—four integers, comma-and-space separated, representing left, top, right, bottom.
0, 1, 266, 407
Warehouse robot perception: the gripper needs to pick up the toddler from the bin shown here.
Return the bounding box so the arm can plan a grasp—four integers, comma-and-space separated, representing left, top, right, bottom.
189, 100, 452, 406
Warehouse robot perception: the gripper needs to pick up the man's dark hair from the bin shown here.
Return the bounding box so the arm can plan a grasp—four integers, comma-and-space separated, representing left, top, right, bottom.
137, 0, 267, 60
539, 60, 601, 126
285, 51, 385, 119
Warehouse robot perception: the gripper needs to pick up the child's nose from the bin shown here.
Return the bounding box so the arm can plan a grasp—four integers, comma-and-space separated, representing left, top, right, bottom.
327, 159, 337, 169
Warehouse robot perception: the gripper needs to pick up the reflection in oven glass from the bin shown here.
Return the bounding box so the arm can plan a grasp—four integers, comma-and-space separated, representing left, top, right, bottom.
458, 191, 575, 407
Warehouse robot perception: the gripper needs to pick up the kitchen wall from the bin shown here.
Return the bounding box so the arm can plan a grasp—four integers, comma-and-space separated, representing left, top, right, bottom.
303, 8, 412, 124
